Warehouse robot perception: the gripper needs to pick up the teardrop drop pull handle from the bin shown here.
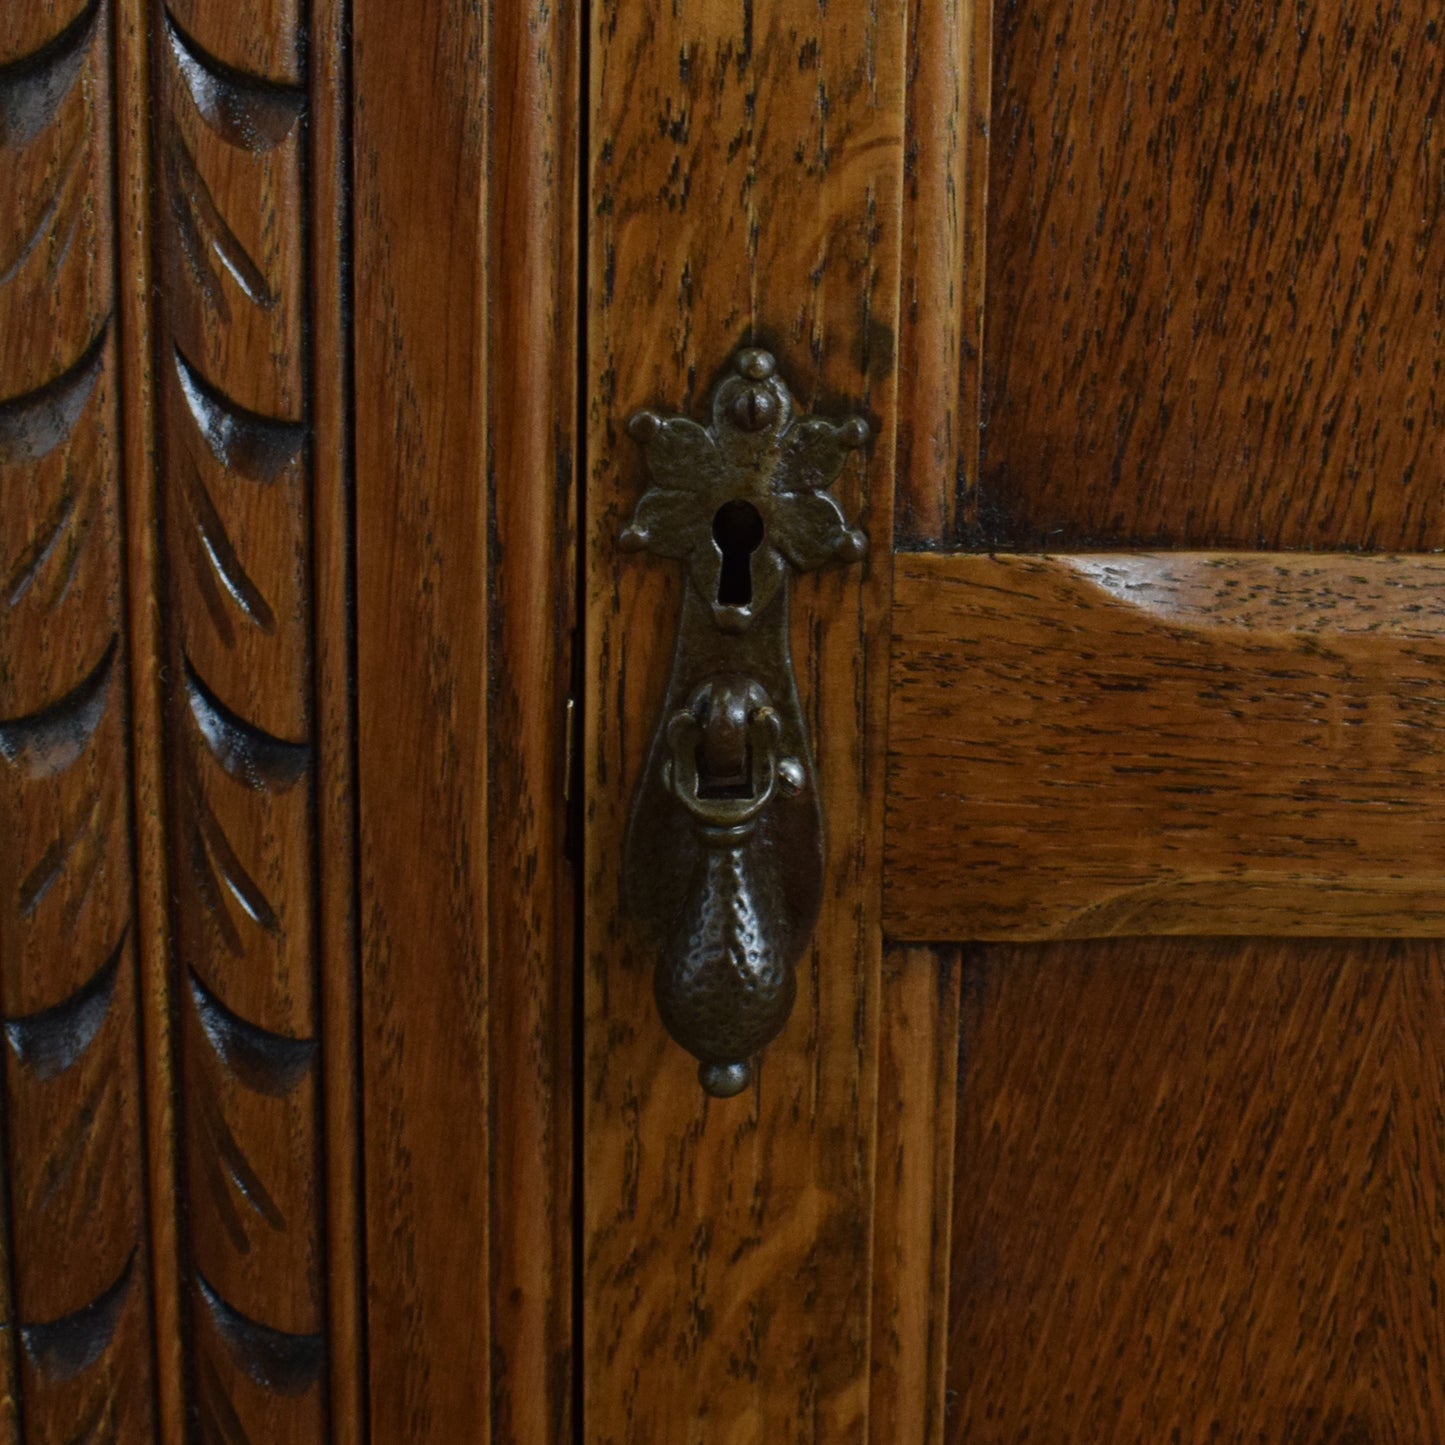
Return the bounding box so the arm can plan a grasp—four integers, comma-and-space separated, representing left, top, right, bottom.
619, 349, 869, 1096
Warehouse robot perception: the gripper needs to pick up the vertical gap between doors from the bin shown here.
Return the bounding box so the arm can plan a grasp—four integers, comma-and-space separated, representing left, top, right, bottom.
571, 1, 592, 1438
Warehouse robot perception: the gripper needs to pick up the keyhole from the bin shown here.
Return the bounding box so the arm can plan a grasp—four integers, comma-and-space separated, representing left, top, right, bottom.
712, 500, 765, 606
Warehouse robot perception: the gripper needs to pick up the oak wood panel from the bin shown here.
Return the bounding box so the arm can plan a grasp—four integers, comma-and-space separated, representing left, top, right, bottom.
886, 551, 1445, 941
0, 3, 157, 1437
584, 0, 902, 1437
352, 0, 492, 1432
353, 0, 579, 1439
980, 0, 1445, 549
150, 0, 335, 1435
948, 937, 1445, 1443
868, 947, 962, 1445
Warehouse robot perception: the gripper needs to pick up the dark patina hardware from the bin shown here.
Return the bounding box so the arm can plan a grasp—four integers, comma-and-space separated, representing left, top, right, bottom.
619, 348, 869, 1097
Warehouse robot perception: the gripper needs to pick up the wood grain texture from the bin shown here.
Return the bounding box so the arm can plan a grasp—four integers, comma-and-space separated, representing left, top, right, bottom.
150, 0, 335, 1435
868, 947, 961, 1445
894, 0, 991, 549
353, 0, 578, 1438
887, 550, 1445, 940
979, 0, 1445, 549
116, 0, 184, 1434
0, 3, 157, 1438
352, 0, 491, 1427
948, 937, 1445, 1443
485, 2, 579, 1441
583, 0, 901, 1437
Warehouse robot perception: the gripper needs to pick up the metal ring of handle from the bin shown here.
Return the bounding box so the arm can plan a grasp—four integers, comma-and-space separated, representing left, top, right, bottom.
663, 702, 781, 828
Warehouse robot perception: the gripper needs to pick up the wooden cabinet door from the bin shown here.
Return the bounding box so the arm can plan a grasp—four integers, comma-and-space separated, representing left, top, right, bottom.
583, 1, 1445, 1442
5, 0, 1443, 1442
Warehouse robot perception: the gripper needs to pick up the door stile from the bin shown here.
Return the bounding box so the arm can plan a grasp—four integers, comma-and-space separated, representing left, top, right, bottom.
583, 1, 907, 1436
869, 945, 965, 1444
351, 0, 581, 1439
484, 1, 581, 1439
352, 0, 494, 1433
868, 0, 993, 1437
894, 0, 993, 552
